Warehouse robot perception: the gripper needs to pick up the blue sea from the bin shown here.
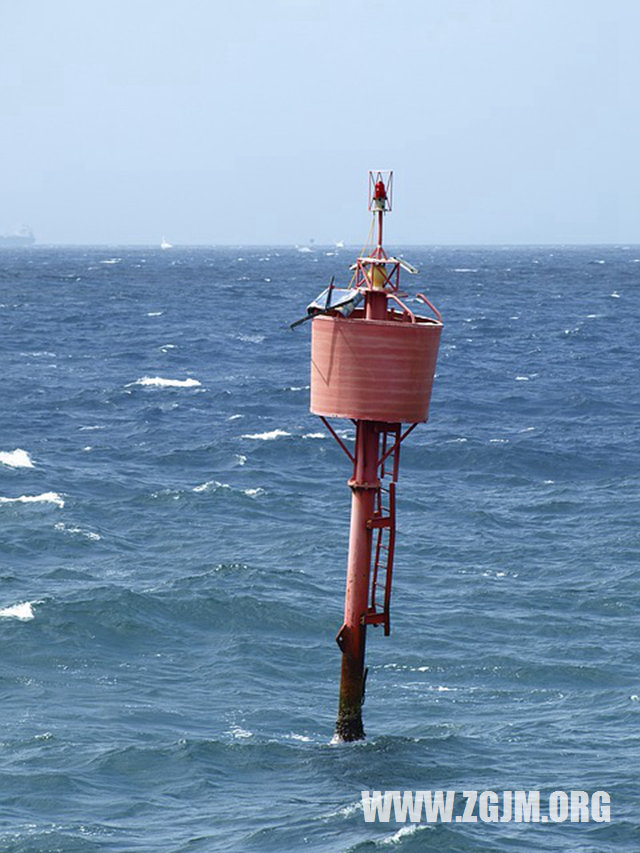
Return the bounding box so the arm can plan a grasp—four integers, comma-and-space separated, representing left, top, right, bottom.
0, 244, 638, 851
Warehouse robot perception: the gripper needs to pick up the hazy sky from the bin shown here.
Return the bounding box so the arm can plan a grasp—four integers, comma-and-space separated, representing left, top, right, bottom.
1, 0, 637, 245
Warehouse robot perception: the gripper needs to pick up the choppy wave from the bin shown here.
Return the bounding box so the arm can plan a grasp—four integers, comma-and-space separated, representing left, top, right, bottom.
0, 601, 36, 620
241, 429, 291, 440
0, 448, 34, 468
243, 487, 265, 497
193, 480, 264, 498
380, 823, 430, 845
228, 725, 254, 739
0, 491, 64, 508
192, 479, 231, 493
54, 522, 101, 541
130, 376, 201, 388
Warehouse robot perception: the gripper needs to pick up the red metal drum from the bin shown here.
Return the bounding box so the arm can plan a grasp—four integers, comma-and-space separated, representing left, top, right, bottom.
311, 310, 442, 423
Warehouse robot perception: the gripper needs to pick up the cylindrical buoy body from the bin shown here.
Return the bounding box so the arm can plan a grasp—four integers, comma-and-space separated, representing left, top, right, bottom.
311, 311, 442, 423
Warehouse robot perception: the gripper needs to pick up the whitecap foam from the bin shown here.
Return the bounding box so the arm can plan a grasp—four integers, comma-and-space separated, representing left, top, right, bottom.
453, 268, 478, 273
0, 492, 64, 508
243, 487, 265, 498
0, 449, 34, 468
131, 376, 201, 388
323, 800, 362, 818
147, 311, 163, 316
54, 522, 101, 541
193, 480, 230, 493
229, 725, 253, 739
0, 601, 35, 620
235, 454, 247, 466
611, 292, 620, 298
381, 823, 428, 845
336, 429, 353, 440
302, 432, 325, 439
241, 429, 291, 440
228, 414, 243, 421
100, 258, 121, 264
515, 375, 530, 381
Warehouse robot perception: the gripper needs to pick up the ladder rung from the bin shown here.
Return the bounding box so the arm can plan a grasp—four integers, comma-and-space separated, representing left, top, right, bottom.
368, 517, 392, 529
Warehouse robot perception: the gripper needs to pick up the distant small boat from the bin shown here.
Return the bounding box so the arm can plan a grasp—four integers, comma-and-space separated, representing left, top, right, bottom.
335, 240, 345, 248
160, 237, 173, 250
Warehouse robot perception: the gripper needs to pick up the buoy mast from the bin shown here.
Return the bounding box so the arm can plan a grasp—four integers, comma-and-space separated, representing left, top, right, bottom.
302, 171, 443, 740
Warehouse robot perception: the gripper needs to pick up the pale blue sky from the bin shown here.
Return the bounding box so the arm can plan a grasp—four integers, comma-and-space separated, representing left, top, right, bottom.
1, 0, 637, 245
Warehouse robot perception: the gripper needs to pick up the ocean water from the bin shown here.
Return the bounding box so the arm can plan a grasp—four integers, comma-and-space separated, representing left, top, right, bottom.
0, 244, 638, 852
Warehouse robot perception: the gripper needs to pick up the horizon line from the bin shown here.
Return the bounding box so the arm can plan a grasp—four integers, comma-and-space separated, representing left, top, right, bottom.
7, 241, 638, 249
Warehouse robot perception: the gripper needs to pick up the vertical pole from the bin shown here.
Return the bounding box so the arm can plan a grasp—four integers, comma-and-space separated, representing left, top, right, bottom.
335, 288, 388, 742
335, 420, 380, 741
377, 208, 384, 253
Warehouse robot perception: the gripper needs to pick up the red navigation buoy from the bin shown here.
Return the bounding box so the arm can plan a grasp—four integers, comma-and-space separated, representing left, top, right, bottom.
296, 171, 443, 741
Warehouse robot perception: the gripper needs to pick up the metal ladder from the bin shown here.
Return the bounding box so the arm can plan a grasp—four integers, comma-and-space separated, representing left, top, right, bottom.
364, 425, 399, 636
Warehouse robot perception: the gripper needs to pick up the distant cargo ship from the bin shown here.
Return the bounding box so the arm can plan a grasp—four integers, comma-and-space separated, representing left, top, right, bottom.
0, 227, 35, 247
